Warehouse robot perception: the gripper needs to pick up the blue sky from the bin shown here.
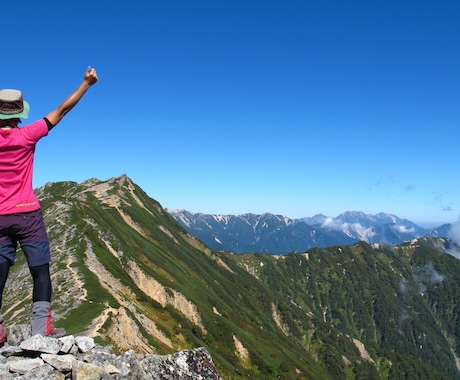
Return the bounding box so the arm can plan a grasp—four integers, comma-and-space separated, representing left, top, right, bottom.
3, 1, 459, 227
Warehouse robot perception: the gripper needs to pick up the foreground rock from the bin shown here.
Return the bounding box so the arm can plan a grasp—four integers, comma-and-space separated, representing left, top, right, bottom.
0, 325, 222, 379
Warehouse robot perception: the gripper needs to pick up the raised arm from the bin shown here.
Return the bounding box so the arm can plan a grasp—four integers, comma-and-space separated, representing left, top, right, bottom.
45, 67, 98, 128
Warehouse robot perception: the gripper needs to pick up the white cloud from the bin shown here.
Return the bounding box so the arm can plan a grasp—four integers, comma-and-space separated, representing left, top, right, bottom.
448, 219, 460, 243
412, 262, 445, 294
395, 225, 415, 234
321, 219, 376, 241
447, 218, 460, 259
321, 217, 341, 229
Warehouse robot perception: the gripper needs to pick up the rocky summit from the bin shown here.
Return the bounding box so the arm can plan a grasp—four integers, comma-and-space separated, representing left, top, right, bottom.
0, 325, 221, 379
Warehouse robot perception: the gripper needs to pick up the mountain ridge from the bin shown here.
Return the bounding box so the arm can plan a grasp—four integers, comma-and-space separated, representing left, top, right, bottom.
3, 174, 458, 379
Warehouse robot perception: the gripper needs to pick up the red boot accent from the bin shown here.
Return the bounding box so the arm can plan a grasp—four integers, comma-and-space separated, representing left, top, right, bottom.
45, 307, 53, 336
45, 308, 66, 338
0, 322, 6, 345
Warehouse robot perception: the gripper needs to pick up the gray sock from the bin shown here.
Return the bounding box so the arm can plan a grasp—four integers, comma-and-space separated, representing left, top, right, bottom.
31, 301, 51, 336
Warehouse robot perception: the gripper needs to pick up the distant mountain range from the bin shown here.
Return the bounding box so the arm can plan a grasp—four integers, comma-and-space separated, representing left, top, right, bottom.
167, 210, 453, 254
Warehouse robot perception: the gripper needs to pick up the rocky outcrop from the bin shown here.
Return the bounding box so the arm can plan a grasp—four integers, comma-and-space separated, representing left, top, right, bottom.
0, 325, 222, 379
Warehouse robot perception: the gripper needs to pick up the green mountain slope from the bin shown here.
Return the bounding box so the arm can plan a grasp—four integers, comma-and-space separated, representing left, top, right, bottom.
3, 175, 459, 379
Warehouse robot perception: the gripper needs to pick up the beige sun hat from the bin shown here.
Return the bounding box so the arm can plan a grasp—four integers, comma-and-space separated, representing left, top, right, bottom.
0, 89, 30, 119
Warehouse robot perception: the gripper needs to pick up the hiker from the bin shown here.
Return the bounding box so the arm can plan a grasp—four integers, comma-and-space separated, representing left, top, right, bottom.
0, 67, 98, 343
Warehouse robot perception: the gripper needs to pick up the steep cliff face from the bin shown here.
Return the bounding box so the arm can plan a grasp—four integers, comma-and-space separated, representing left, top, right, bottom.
3, 175, 459, 379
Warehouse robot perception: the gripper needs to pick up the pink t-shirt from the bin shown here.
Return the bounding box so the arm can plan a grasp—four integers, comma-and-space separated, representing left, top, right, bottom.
0, 119, 48, 215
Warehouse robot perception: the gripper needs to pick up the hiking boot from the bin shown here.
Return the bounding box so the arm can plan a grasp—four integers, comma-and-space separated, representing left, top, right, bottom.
31, 301, 66, 338
47, 326, 66, 338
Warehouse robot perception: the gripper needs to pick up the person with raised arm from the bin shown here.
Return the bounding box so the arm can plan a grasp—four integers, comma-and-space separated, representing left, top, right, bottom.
0, 67, 98, 343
